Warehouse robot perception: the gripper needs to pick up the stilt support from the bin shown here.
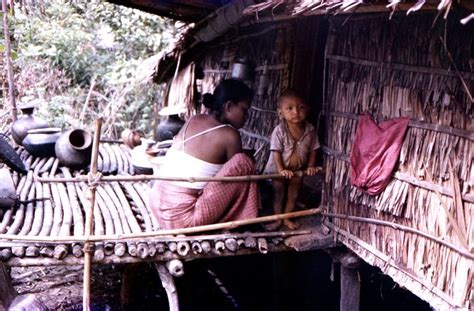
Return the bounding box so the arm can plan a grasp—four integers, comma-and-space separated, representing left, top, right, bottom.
340, 261, 360, 311
0, 263, 16, 310
155, 262, 180, 311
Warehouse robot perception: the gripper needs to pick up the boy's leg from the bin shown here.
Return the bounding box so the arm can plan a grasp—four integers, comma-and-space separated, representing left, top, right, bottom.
283, 176, 302, 229
265, 179, 286, 230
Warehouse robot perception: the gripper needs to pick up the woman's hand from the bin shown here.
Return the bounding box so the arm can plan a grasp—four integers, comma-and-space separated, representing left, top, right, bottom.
306, 166, 320, 176
279, 169, 294, 179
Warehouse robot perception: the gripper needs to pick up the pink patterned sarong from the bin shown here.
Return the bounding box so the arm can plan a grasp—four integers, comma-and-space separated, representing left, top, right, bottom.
150, 153, 260, 229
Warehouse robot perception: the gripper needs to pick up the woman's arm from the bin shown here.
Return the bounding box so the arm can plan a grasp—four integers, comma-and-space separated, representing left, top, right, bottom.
225, 129, 243, 160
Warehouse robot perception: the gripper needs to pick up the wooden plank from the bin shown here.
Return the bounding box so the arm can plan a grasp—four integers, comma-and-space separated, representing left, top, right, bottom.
284, 232, 335, 251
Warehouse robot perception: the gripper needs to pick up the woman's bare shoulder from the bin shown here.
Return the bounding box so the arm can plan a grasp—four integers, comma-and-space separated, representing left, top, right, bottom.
221, 124, 240, 137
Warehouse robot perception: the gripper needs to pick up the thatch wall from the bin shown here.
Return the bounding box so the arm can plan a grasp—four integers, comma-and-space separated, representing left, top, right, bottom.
194, 24, 293, 172
160, 10, 472, 309
323, 13, 473, 309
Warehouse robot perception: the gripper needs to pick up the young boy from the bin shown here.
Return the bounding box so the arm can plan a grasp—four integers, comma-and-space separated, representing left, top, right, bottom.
264, 90, 320, 230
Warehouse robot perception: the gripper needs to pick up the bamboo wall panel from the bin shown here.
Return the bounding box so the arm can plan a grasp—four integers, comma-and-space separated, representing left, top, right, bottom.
199, 24, 292, 172
324, 13, 473, 309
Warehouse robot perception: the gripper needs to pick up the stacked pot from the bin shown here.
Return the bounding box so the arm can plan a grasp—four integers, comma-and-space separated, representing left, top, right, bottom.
11, 101, 92, 169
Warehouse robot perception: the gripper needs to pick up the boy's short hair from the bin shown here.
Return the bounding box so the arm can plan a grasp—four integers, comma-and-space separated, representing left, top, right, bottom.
277, 89, 306, 108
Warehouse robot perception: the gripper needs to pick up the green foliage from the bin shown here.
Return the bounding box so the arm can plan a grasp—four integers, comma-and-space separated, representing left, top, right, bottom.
10, 0, 182, 137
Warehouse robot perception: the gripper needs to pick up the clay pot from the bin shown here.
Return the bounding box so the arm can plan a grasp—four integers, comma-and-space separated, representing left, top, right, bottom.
231, 58, 253, 81
121, 129, 142, 149
55, 129, 93, 169
131, 139, 155, 175
0, 168, 16, 208
156, 114, 185, 142
22, 127, 62, 158
11, 102, 49, 145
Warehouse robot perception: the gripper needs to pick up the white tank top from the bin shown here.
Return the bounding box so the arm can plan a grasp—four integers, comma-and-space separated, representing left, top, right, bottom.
158, 123, 232, 189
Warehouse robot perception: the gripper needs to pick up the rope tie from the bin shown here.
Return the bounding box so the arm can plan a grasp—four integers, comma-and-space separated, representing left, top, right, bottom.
83, 242, 94, 253
87, 172, 103, 189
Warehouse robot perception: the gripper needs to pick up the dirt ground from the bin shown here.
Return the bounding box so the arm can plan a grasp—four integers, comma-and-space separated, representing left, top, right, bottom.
11, 265, 123, 310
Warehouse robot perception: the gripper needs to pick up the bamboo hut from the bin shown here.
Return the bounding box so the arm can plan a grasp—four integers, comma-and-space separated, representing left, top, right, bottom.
142, 0, 473, 310
0, 0, 472, 310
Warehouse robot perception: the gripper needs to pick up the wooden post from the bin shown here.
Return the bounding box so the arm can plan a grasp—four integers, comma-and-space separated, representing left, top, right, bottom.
339, 257, 361, 311
1, 0, 17, 121
0, 263, 16, 309
155, 262, 180, 311
82, 118, 103, 311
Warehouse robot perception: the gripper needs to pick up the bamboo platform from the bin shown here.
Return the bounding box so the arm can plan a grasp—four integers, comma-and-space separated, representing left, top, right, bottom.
0, 143, 334, 267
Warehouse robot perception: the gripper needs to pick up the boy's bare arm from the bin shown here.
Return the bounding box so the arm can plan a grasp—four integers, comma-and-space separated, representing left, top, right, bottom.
273, 151, 294, 178
306, 150, 319, 176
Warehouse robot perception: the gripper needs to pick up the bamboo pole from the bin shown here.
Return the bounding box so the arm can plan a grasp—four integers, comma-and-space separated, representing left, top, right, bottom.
5, 207, 473, 261
35, 168, 323, 183
1, 0, 17, 121
5, 240, 295, 267
322, 213, 474, 260
79, 79, 96, 124
0, 208, 323, 243
83, 118, 102, 311
0, 230, 310, 247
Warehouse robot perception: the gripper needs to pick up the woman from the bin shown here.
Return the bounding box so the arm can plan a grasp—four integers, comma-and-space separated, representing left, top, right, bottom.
150, 79, 260, 229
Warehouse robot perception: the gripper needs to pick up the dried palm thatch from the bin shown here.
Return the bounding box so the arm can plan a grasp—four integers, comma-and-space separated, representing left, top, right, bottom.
323, 13, 473, 309
243, 0, 473, 23
164, 62, 196, 116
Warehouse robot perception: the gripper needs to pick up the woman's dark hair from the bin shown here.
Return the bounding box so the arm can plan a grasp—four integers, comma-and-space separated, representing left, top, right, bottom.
207, 79, 253, 114
202, 93, 214, 109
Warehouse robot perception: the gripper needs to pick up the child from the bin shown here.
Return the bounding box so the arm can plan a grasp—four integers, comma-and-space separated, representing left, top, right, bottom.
264, 90, 320, 230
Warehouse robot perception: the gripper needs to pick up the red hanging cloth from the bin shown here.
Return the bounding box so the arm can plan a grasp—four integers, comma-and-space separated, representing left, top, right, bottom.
350, 113, 410, 195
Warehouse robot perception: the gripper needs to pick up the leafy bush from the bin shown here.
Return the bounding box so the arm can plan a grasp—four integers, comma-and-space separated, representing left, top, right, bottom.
7, 0, 182, 137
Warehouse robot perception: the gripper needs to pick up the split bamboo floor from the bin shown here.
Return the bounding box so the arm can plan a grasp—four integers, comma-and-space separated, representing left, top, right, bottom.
0, 143, 333, 267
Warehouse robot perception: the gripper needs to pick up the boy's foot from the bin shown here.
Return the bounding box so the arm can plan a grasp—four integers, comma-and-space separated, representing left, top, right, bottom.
283, 219, 299, 230
264, 220, 282, 231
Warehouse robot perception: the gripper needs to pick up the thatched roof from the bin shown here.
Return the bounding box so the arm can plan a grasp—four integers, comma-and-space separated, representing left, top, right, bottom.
140, 0, 473, 83
243, 0, 474, 20
106, 0, 234, 22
